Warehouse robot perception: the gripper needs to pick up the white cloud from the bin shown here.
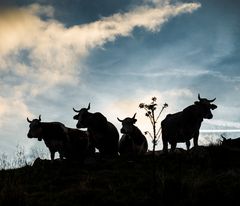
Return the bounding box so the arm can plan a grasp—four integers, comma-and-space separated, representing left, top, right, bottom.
205, 119, 240, 130
0, 95, 32, 127
101, 67, 211, 78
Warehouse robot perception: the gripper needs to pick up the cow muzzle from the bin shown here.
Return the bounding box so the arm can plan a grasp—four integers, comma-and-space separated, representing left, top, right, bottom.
205, 113, 213, 119
120, 128, 126, 134
27, 133, 33, 138
76, 122, 83, 128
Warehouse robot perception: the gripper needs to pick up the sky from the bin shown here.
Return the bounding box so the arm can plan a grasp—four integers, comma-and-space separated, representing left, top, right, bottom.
0, 0, 240, 158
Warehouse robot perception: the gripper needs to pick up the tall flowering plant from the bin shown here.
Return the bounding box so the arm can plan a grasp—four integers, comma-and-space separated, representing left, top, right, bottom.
139, 97, 168, 154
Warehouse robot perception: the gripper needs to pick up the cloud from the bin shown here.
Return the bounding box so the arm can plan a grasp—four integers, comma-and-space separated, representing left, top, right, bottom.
0, 94, 32, 127
0, 1, 201, 90
0, 1, 201, 113
103, 88, 193, 134
101, 67, 211, 78
205, 119, 240, 130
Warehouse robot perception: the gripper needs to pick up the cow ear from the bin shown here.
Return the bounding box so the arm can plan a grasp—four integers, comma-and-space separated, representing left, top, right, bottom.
194, 101, 200, 105
73, 114, 79, 120
133, 119, 137, 124
211, 104, 217, 110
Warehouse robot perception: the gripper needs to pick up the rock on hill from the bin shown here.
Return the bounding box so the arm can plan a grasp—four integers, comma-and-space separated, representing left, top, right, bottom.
0, 145, 240, 206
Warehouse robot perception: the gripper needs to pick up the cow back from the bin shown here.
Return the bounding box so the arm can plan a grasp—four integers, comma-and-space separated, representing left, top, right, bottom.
222, 137, 240, 149
88, 112, 108, 131
41, 122, 67, 141
119, 126, 148, 156
64, 128, 90, 159
182, 105, 204, 124
119, 134, 134, 155
88, 120, 119, 156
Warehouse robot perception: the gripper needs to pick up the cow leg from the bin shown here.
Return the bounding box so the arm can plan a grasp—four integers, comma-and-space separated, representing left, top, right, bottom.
162, 140, 168, 153
186, 140, 190, 151
162, 134, 169, 153
170, 142, 177, 153
193, 131, 199, 147
59, 152, 64, 161
50, 151, 55, 162
88, 144, 96, 156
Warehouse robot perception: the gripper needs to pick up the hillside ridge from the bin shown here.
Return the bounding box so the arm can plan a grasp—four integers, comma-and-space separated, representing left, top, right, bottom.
0, 145, 240, 206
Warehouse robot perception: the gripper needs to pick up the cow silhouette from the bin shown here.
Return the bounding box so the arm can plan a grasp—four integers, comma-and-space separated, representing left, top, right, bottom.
73, 103, 119, 157
161, 94, 217, 153
117, 113, 148, 156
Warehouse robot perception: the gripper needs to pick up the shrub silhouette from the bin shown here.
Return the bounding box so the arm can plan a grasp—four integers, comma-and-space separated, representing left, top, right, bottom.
139, 97, 168, 154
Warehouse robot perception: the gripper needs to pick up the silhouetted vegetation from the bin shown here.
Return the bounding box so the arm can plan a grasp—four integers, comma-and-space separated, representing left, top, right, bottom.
0, 143, 240, 206
139, 97, 168, 154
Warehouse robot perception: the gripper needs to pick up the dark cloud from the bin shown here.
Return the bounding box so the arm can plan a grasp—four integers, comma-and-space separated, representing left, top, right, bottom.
0, 0, 137, 26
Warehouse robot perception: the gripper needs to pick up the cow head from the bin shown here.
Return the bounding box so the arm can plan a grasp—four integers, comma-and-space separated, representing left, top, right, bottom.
73, 103, 91, 128
27, 115, 43, 141
194, 94, 217, 119
117, 113, 137, 134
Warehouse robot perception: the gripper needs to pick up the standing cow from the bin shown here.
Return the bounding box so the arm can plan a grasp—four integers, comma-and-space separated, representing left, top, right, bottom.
73, 103, 119, 157
27, 115, 89, 161
117, 113, 148, 156
161, 94, 217, 153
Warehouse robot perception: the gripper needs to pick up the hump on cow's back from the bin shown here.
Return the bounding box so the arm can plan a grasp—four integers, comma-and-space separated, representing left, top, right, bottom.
91, 112, 108, 127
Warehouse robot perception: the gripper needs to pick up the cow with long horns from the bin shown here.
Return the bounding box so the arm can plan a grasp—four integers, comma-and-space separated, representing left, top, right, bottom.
73, 103, 119, 157
27, 115, 89, 161
117, 113, 148, 156
161, 94, 217, 153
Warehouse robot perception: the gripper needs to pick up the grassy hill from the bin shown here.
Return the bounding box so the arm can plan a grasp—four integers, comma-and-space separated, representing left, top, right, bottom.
0, 145, 240, 206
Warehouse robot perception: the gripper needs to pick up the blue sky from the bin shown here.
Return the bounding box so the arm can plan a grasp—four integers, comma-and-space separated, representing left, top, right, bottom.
0, 0, 240, 157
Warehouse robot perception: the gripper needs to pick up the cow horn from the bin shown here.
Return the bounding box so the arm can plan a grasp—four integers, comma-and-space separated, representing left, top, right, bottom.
117, 117, 123, 122
39, 115, 41, 121
73, 108, 80, 113
87, 103, 91, 110
221, 135, 226, 141
198, 93, 203, 101
208, 97, 216, 103
132, 113, 137, 119
27, 117, 32, 123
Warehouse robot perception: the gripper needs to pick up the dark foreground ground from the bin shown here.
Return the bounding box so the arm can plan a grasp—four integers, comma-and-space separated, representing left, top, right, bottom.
0, 145, 240, 206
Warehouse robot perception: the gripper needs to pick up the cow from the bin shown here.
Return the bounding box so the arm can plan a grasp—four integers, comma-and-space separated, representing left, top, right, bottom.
221, 135, 240, 149
27, 115, 89, 161
117, 113, 148, 156
161, 94, 217, 153
73, 103, 119, 157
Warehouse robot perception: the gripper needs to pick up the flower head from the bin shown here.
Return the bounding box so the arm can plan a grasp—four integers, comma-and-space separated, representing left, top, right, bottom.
152, 97, 157, 102
163, 103, 168, 108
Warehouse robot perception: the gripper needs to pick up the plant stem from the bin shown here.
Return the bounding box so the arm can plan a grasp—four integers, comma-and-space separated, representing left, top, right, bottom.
152, 108, 156, 155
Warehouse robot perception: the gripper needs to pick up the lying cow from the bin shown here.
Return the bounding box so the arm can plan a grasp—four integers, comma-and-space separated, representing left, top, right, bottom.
161, 94, 217, 153
73, 103, 119, 157
221, 135, 240, 149
117, 113, 148, 156
27, 115, 89, 161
